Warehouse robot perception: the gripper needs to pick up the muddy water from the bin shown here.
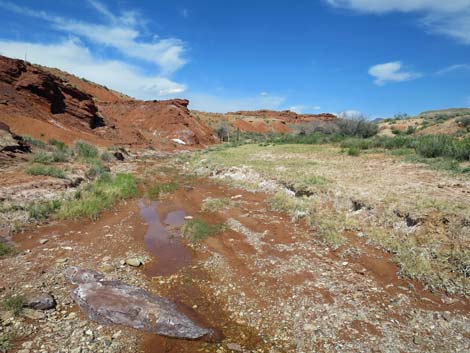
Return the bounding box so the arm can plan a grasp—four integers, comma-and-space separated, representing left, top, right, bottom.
138, 200, 193, 276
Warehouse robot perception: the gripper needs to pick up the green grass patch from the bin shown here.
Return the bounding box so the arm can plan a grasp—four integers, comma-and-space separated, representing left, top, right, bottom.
85, 159, 109, 179
26, 165, 66, 178
2, 295, 25, 316
48, 138, 67, 151
0, 333, 12, 353
0, 242, 15, 257
347, 147, 360, 156
75, 141, 99, 159
147, 182, 179, 200
23, 135, 46, 148
183, 219, 225, 242
201, 197, 234, 212
58, 173, 138, 221
28, 200, 62, 221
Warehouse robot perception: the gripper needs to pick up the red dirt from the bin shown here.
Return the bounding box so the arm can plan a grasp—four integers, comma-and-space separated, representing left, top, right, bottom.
0, 55, 217, 149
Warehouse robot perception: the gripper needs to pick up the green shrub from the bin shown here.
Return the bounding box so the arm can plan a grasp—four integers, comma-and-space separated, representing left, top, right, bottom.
0, 333, 12, 353
392, 129, 401, 135
28, 200, 62, 220
457, 116, 470, 127
100, 151, 113, 162
183, 219, 225, 242
31, 151, 53, 164
26, 165, 66, 178
2, 295, 25, 316
58, 173, 138, 220
406, 126, 417, 135
0, 242, 15, 257
147, 182, 179, 200
23, 135, 46, 148
48, 138, 67, 151
75, 141, 99, 159
347, 147, 360, 156
85, 160, 109, 179
51, 150, 70, 162
337, 118, 378, 138
416, 135, 470, 161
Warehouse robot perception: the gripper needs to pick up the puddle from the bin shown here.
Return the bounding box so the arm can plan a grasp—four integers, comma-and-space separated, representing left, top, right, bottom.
138, 200, 193, 276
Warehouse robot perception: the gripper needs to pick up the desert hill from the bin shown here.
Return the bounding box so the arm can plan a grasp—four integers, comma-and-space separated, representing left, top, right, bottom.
192, 109, 338, 135
378, 108, 470, 137
0, 55, 217, 150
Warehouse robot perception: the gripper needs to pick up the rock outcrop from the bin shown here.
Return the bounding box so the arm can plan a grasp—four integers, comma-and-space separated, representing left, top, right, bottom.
0, 56, 104, 130
65, 267, 213, 340
0, 55, 217, 149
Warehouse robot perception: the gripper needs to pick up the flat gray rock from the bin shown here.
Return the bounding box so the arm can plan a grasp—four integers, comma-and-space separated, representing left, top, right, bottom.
26, 293, 56, 310
65, 267, 212, 340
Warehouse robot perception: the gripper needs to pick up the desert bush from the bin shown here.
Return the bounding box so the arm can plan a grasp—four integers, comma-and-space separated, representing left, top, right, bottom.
337, 118, 378, 138
31, 151, 53, 164
183, 219, 225, 242
28, 200, 62, 220
406, 126, 417, 135
26, 165, 66, 178
457, 116, 470, 127
100, 151, 113, 162
416, 135, 470, 161
48, 138, 67, 151
23, 135, 46, 148
85, 160, 109, 179
347, 147, 360, 156
0, 242, 15, 256
0, 333, 12, 353
2, 295, 25, 316
75, 141, 99, 159
51, 150, 70, 162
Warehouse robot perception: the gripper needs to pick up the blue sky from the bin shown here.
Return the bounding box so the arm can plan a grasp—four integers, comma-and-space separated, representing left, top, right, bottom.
0, 0, 469, 117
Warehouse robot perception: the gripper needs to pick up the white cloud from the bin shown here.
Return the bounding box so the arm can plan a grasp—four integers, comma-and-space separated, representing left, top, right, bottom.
0, 0, 187, 75
368, 61, 421, 85
288, 105, 322, 114
338, 110, 364, 119
0, 39, 185, 99
181, 8, 190, 18
260, 92, 269, 96
188, 93, 286, 113
325, 0, 470, 44
436, 64, 470, 75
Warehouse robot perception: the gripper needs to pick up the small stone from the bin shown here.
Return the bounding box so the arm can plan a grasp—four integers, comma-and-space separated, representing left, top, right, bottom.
22, 341, 33, 349
341, 262, 348, 266
26, 293, 56, 310
56, 258, 68, 264
85, 329, 93, 337
22, 308, 45, 320
39, 239, 48, 245
70, 348, 82, 353
303, 323, 315, 332
226, 343, 243, 351
184, 216, 193, 220
126, 258, 142, 267
413, 336, 423, 345
0, 310, 14, 322
17, 350, 30, 353
100, 264, 114, 273
67, 312, 77, 320
231, 195, 243, 199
